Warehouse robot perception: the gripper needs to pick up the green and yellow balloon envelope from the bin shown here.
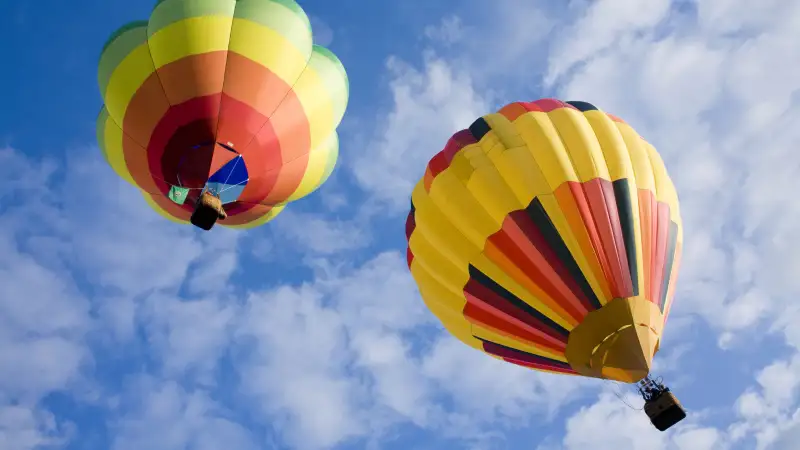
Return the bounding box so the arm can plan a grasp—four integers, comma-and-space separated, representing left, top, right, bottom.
97, 0, 349, 228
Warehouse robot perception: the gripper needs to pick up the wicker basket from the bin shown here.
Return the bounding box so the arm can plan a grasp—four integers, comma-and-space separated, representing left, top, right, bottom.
190, 192, 227, 230
644, 391, 686, 431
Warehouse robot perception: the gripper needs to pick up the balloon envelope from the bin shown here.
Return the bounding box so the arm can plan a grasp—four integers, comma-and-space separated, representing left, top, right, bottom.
97, 0, 349, 228
405, 99, 682, 383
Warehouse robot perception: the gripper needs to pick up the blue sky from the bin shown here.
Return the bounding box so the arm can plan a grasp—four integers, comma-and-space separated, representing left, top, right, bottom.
1, 0, 800, 449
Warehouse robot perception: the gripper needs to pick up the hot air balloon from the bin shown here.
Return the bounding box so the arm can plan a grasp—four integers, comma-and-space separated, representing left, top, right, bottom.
405, 99, 685, 431
97, 0, 349, 230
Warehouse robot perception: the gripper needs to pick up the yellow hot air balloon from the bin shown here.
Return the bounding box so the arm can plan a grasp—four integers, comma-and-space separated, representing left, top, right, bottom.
97, 0, 348, 230
404, 99, 685, 431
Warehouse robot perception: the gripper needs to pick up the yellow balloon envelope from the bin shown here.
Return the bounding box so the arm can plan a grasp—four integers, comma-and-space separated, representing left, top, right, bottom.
405, 99, 683, 383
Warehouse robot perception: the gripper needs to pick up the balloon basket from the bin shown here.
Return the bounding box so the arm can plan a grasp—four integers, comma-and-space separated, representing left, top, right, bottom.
190, 192, 226, 231
643, 391, 686, 431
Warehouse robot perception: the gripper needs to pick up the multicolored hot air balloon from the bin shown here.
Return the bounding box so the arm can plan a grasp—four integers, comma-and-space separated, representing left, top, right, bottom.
97, 0, 349, 230
404, 99, 686, 431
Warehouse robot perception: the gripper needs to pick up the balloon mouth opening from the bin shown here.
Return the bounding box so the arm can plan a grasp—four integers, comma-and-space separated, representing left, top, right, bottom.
588, 323, 657, 383
565, 296, 664, 384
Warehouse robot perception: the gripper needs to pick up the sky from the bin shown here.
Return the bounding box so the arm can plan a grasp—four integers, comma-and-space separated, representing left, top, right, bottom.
0, 0, 799, 449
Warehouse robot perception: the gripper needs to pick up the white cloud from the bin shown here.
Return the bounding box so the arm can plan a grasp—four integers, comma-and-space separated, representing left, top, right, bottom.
769, 415, 800, 450
694, 0, 795, 37
422, 2, 556, 85
0, 147, 57, 204
349, 53, 490, 211
726, 353, 800, 449
49, 152, 206, 299
545, 0, 674, 86
111, 378, 257, 450
0, 146, 253, 447
547, 392, 728, 450
0, 152, 91, 401
421, 336, 586, 425
231, 250, 595, 448
183, 229, 242, 296
424, 16, 464, 46
143, 295, 238, 381
537, 390, 735, 450
0, 404, 73, 450
270, 209, 370, 255
234, 283, 363, 449
310, 15, 334, 47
